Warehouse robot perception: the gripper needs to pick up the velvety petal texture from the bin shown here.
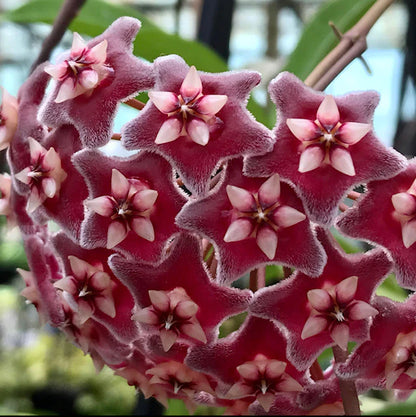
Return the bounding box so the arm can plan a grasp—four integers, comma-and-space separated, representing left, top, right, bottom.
39, 17, 155, 147
73, 148, 187, 262
250, 227, 392, 370
245, 72, 407, 225
176, 158, 326, 284
122, 55, 273, 195
109, 233, 252, 350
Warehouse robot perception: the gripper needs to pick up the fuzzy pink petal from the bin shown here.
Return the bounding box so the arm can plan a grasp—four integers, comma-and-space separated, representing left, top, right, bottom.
236, 363, 260, 380
41, 177, 57, 198
111, 169, 130, 200
132, 307, 159, 325
148, 91, 180, 114
402, 219, 416, 249
89, 39, 107, 63
258, 173, 280, 207
256, 227, 278, 260
227, 382, 254, 398
180, 65, 202, 100
286, 118, 319, 141
337, 121, 371, 145
175, 300, 198, 318
301, 316, 328, 339
317, 95, 339, 127
160, 328, 178, 351
392, 192, 416, 215
14, 167, 32, 185
180, 322, 207, 343
154, 118, 182, 144
71, 32, 86, 54
130, 217, 155, 242
54, 275, 77, 294
307, 289, 332, 311
44, 63, 68, 80
132, 189, 158, 211
256, 392, 276, 412
27, 187, 45, 213
330, 323, 350, 350
195, 94, 228, 115
335, 276, 358, 305
223, 218, 253, 242
298, 145, 325, 173
273, 205, 306, 228
329, 146, 355, 176
226, 185, 255, 211
78, 69, 99, 90
55, 78, 77, 103
85, 196, 114, 217
107, 220, 128, 248
149, 290, 170, 312
187, 118, 210, 146
348, 300, 378, 320
95, 295, 116, 318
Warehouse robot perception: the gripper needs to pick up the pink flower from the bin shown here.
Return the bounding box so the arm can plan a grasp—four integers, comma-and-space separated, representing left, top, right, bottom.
109, 233, 252, 348
132, 287, 207, 352
336, 157, 416, 290
0, 87, 18, 150
14, 137, 67, 213
45, 32, 111, 103
245, 72, 407, 225
186, 316, 308, 414
73, 149, 187, 262
40, 17, 155, 147
54, 255, 117, 324
250, 227, 391, 370
0, 173, 16, 227
149, 65, 227, 146
337, 295, 416, 391
122, 55, 273, 194
176, 158, 326, 284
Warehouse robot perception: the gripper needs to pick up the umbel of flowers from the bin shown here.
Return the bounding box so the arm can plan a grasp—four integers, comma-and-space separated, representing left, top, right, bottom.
1, 16, 416, 415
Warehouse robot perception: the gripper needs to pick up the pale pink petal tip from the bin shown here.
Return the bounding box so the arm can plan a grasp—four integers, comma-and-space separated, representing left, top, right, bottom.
274, 206, 305, 228
330, 323, 350, 350
196, 94, 228, 115
301, 316, 327, 339
392, 192, 416, 215
111, 169, 130, 200
307, 288, 332, 310
106, 220, 128, 248
330, 147, 356, 176
258, 173, 280, 206
154, 118, 182, 144
187, 118, 209, 146
148, 91, 179, 114
298, 146, 324, 173
256, 227, 277, 259
85, 196, 114, 217
286, 118, 318, 141
317, 95, 339, 127
226, 184, 254, 211
131, 217, 155, 241
402, 220, 416, 249
180, 65, 202, 100
148, 290, 170, 311
338, 121, 371, 145
348, 300, 378, 320
335, 276, 358, 304
223, 218, 253, 242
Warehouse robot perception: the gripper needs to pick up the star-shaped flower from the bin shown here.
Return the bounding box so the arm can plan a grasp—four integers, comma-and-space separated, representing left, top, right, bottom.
176, 158, 326, 284
14, 136, 68, 213
73, 149, 187, 262
109, 233, 252, 351
122, 54, 273, 194
0, 87, 18, 150
186, 316, 308, 413
244, 72, 407, 225
337, 295, 416, 391
336, 157, 416, 290
52, 231, 138, 343
249, 227, 392, 370
39, 17, 155, 147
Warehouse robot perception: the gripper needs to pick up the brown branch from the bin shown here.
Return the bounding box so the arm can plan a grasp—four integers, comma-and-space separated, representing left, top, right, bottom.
305, 0, 396, 90
333, 346, 361, 415
309, 359, 324, 381
30, 0, 87, 74
111, 133, 121, 141
124, 98, 145, 110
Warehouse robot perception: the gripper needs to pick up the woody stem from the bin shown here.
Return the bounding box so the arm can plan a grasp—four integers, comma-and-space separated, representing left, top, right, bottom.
333, 345, 361, 415
305, 0, 395, 90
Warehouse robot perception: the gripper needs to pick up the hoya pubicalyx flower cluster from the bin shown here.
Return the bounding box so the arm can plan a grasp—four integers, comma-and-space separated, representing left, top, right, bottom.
1, 16, 416, 415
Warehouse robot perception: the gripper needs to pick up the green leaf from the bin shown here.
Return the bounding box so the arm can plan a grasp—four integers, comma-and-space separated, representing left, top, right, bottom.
376, 274, 409, 302
3, 0, 228, 73
284, 0, 376, 81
